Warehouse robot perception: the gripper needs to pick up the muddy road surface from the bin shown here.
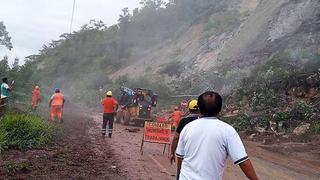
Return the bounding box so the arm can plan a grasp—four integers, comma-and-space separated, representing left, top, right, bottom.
92, 114, 320, 180
1, 108, 320, 179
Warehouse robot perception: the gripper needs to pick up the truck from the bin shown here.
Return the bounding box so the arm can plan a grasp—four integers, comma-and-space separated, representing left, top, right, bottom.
115, 86, 158, 126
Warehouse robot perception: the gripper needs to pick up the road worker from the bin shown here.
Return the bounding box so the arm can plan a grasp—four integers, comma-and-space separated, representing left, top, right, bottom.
31, 85, 41, 111
171, 106, 182, 131
170, 100, 200, 180
49, 88, 65, 123
101, 90, 118, 138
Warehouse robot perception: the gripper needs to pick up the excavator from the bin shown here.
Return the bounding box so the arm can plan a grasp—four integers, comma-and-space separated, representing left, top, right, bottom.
116, 86, 158, 126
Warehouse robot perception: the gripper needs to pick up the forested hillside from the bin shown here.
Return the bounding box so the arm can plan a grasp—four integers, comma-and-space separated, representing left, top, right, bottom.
9, 0, 319, 107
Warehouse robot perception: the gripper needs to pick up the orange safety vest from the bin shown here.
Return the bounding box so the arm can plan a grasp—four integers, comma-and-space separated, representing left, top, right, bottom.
172, 110, 181, 127
32, 89, 41, 106
51, 93, 64, 106
32, 89, 40, 99
102, 97, 118, 113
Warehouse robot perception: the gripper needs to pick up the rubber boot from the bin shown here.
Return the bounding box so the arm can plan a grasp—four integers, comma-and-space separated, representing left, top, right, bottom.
108, 133, 112, 138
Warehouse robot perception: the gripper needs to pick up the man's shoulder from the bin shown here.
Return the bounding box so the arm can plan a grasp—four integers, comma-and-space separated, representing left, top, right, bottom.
194, 117, 235, 130
181, 115, 198, 122
182, 118, 200, 130
1, 83, 8, 88
178, 116, 198, 129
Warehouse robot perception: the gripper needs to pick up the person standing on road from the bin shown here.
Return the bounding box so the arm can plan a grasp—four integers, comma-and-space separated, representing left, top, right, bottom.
171, 107, 182, 131
31, 85, 41, 111
170, 100, 200, 180
49, 88, 65, 123
176, 91, 259, 180
1, 77, 13, 106
101, 91, 118, 138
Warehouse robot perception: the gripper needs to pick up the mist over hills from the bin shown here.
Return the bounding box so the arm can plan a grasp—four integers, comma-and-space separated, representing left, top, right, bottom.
28, 0, 319, 105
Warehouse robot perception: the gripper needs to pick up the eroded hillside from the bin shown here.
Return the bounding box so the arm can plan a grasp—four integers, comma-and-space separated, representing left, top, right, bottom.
33, 0, 320, 105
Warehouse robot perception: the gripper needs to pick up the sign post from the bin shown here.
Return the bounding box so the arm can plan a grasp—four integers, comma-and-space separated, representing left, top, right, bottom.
140, 121, 171, 155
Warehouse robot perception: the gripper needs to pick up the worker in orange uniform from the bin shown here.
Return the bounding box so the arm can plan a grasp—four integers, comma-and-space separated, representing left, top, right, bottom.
101, 91, 118, 138
49, 88, 65, 123
31, 85, 41, 111
171, 106, 182, 131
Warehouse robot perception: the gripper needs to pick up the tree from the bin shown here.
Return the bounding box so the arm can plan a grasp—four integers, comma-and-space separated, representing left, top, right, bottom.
118, 8, 131, 28
140, 0, 165, 10
12, 57, 19, 68
0, 55, 10, 77
0, 21, 13, 50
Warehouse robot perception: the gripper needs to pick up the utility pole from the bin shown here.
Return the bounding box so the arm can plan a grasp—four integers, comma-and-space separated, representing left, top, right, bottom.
69, 0, 76, 34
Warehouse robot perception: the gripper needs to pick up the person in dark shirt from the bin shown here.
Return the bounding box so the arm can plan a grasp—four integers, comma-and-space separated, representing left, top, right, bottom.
169, 100, 200, 180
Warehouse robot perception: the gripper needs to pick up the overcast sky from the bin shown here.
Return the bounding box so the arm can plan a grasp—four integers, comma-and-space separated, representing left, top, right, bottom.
0, 0, 140, 64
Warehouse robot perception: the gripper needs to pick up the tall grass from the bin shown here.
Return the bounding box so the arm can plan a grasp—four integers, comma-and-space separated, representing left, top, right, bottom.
0, 113, 53, 151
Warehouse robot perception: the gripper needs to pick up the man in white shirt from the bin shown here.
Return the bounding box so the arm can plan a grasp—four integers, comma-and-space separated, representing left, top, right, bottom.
1, 77, 12, 105
176, 91, 258, 180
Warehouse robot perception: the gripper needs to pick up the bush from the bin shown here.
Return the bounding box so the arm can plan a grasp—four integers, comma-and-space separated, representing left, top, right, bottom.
310, 123, 320, 134
273, 111, 291, 122
291, 100, 314, 120
0, 113, 53, 151
3, 160, 32, 174
250, 89, 278, 111
160, 61, 183, 77
205, 11, 240, 36
228, 114, 254, 132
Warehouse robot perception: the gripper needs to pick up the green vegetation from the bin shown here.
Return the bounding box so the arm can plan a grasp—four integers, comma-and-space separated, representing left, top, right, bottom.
0, 21, 13, 50
224, 49, 320, 132
273, 111, 291, 123
0, 113, 53, 151
3, 160, 32, 174
205, 11, 241, 37
291, 100, 315, 120
227, 51, 320, 110
224, 114, 269, 132
310, 123, 320, 134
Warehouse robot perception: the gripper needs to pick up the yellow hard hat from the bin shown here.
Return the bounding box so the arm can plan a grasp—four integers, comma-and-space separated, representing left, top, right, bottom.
188, 100, 198, 110
35, 86, 40, 89
106, 91, 112, 96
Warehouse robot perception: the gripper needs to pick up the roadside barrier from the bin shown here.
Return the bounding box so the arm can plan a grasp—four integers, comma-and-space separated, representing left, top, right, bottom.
140, 121, 171, 155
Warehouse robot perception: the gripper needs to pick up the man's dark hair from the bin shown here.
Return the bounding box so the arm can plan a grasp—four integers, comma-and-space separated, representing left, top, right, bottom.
197, 91, 222, 117
2, 77, 8, 83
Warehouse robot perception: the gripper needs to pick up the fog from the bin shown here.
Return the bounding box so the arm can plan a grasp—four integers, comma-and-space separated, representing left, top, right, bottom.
0, 0, 140, 64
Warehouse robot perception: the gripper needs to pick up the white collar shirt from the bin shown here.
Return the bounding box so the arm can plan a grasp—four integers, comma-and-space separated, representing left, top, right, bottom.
176, 117, 248, 180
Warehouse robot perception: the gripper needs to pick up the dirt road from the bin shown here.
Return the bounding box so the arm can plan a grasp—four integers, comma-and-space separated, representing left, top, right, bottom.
90, 113, 320, 180
1, 109, 320, 179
